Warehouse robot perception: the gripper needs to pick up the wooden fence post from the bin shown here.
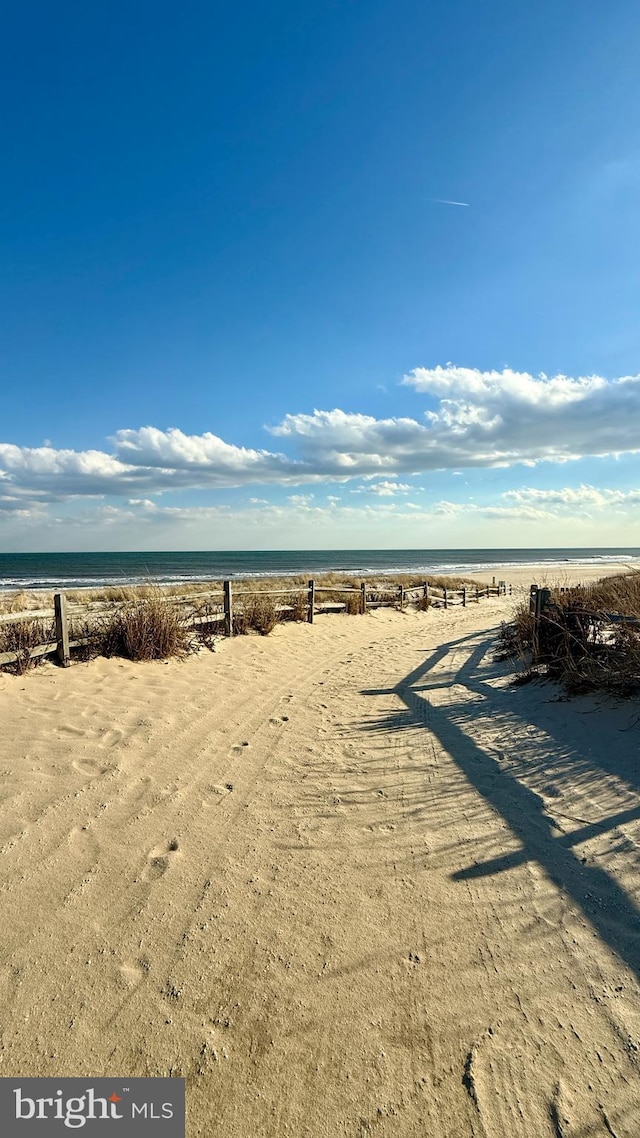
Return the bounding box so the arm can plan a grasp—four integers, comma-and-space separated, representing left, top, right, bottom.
54, 592, 70, 667
308, 580, 315, 624
424, 582, 429, 606
462, 587, 466, 607
223, 580, 233, 637
532, 587, 551, 663
476, 586, 479, 602
444, 587, 448, 609
360, 581, 367, 614
399, 584, 404, 611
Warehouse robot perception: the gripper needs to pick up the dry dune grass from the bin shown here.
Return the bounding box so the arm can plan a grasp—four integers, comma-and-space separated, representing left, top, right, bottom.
556, 567, 640, 617
0, 570, 484, 615
0, 616, 56, 675
94, 594, 194, 662
499, 569, 640, 695
232, 593, 279, 636
0, 571, 490, 674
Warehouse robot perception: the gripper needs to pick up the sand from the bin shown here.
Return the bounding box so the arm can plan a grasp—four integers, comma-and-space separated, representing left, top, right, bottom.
1, 563, 639, 1137
464, 558, 640, 589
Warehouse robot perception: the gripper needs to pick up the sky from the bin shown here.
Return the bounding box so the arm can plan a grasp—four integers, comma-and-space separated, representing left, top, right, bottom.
2, 0, 640, 552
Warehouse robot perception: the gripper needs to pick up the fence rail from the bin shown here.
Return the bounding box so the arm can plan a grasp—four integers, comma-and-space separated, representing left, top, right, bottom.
0, 577, 511, 670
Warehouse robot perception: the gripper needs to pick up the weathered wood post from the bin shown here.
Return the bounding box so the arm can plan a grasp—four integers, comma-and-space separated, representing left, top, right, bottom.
462, 586, 466, 607
476, 586, 479, 602
399, 584, 405, 611
444, 587, 448, 609
538, 587, 551, 654
223, 580, 233, 637
532, 587, 551, 663
424, 582, 429, 606
360, 581, 367, 614
532, 588, 540, 662
54, 592, 70, 667
307, 579, 315, 624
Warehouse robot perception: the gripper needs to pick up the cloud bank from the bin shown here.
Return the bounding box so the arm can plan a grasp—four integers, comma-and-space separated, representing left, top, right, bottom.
1, 366, 640, 512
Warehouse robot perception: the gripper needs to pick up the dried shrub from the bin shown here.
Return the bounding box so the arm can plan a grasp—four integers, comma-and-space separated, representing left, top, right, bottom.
188, 597, 223, 651
344, 591, 363, 615
0, 617, 56, 674
289, 592, 308, 622
499, 571, 640, 696
234, 594, 279, 636
95, 595, 193, 661
495, 606, 534, 661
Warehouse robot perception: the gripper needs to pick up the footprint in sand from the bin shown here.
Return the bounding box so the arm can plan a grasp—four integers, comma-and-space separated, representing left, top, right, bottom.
72, 757, 110, 777
201, 783, 234, 806
58, 723, 87, 737
268, 716, 289, 726
142, 838, 180, 881
118, 957, 151, 989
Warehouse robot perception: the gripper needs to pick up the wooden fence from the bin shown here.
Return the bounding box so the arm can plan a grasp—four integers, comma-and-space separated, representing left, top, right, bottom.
0, 578, 511, 671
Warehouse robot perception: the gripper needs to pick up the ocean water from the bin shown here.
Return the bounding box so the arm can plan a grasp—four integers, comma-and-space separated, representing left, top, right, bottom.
1, 548, 639, 592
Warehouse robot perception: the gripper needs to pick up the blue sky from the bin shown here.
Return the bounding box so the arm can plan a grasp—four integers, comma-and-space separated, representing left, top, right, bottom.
2, 0, 640, 550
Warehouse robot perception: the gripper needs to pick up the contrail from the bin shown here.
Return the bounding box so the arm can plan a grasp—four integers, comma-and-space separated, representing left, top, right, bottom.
432, 198, 470, 207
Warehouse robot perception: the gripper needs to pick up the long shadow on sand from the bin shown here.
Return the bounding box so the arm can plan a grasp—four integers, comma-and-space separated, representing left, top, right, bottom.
361, 626, 640, 985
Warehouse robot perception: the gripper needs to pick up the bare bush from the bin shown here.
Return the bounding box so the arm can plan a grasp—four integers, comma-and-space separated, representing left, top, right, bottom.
233, 594, 280, 636
95, 595, 193, 661
290, 592, 308, 622
499, 573, 640, 696
344, 591, 362, 615
0, 617, 56, 674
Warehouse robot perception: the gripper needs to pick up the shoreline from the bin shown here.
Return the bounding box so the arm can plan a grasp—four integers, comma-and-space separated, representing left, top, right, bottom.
0, 560, 636, 611
1, 550, 639, 595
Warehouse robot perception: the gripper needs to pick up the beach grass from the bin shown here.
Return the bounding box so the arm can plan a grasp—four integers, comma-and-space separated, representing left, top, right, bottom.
0, 570, 494, 672
499, 569, 640, 695
0, 570, 484, 615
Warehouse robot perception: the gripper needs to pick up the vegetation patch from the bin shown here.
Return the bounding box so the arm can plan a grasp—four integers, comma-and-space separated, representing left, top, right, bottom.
497, 570, 640, 696
0, 617, 56, 675
95, 594, 194, 662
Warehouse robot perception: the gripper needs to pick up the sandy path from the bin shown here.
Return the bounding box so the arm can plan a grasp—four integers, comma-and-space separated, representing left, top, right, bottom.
1, 594, 639, 1136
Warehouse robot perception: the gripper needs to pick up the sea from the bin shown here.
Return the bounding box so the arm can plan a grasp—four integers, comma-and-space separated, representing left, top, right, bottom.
1, 549, 639, 592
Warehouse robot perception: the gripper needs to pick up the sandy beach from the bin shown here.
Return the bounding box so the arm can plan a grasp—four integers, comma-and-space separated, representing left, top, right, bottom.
464, 559, 640, 589
1, 562, 639, 1136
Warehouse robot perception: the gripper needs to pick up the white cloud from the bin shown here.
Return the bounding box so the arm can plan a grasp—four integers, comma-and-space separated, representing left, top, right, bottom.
287, 493, 315, 507
271, 367, 640, 474
401, 364, 640, 465
112, 426, 294, 480
351, 480, 412, 496
3, 366, 640, 517
3, 481, 640, 551
503, 484, 640, 513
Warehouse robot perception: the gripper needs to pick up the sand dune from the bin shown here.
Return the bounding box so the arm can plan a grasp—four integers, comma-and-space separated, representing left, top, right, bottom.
1, 572, 639, 1136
